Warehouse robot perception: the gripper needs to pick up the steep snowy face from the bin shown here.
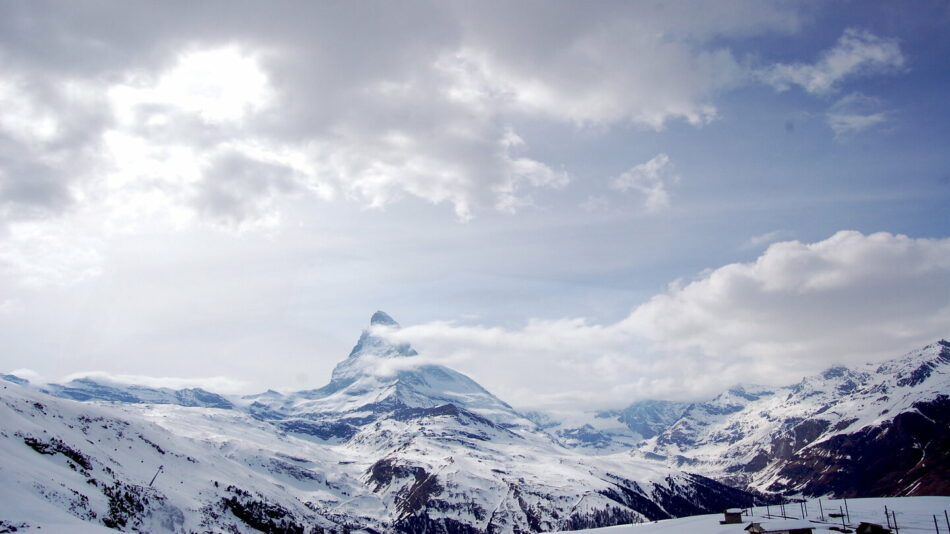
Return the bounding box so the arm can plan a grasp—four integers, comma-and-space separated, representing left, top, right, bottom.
332, 310, 419, 383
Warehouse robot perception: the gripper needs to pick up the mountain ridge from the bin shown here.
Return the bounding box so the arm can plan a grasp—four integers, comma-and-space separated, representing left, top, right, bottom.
0, 312, 757, 533
5, 318, 948, 501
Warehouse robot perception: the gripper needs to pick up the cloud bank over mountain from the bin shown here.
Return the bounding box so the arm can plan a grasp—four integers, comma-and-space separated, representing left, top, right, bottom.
386, 232, 950, 409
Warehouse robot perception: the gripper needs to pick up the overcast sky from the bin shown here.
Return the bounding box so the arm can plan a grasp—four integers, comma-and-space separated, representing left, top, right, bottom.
2, 1, 949, 412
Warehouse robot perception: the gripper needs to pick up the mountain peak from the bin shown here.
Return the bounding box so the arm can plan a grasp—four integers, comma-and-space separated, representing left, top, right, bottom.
370, 310, 399, 327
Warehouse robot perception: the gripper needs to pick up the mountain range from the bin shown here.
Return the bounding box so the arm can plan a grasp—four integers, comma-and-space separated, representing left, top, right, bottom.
1, 311, 947, 533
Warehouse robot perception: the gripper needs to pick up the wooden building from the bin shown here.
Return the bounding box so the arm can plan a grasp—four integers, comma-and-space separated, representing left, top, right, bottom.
722, 509, 745, 524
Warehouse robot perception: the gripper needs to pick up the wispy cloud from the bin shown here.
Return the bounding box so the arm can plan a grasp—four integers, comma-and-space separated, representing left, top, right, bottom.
826, 92, 889, 138
761, 28, 904, 94
611, 154, 679, 213
742, 230, 790, 249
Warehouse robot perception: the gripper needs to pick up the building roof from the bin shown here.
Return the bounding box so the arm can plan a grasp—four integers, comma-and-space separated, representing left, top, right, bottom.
726, 508, 745, 514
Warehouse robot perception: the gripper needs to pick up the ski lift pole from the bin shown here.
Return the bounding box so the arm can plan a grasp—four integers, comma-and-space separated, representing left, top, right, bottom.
149, 464, 164, 487
819, 499, 824, 522
844, 497, 850, 524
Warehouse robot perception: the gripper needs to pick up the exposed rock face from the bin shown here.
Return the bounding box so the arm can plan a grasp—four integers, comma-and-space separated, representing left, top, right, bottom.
766, 395, 950, 497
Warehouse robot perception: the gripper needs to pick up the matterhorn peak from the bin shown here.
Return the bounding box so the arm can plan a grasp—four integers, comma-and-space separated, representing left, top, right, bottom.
370, 310, 399, 328
343, 311, 416, 363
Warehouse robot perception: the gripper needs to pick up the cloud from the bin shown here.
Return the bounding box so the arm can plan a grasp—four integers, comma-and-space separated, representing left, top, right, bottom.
384, 231, 950, 410
826, 92, 889, 138
627, 231, 950, 360
742, 230, 790, 249
0, 74, 108, 220
0, 1, 801, 233
193, 150, 300, 229
762, 28, 904, 94
611, 154, 679, 212
0, 218, 104, 288
0, 2, 809, 286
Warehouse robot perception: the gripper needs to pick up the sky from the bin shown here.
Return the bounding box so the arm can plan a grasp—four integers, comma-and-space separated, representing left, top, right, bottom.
1, 1, 949, 413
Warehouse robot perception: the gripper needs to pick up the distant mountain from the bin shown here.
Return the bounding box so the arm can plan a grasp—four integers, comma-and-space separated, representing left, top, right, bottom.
0, 311, 753, 533
515, 339, 950, 499
631, 340, 950, 498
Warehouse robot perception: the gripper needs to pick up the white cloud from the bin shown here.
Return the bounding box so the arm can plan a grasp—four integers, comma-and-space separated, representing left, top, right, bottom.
762, 28, 904, 94
384, 231, 950, 410
611, 154, 679, 212
826, 92, 889, 138
0, 2, 803, 237
109, 47, 274, 125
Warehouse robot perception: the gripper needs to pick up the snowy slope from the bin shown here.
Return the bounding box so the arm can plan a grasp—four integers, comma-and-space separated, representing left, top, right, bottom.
0, 312, 754, 533
562, 496, 950, 534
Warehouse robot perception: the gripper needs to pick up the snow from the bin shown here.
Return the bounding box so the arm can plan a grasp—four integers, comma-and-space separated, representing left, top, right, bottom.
2, 312, 946, 533
563, 496, 950, 534
0, 361, 737, 532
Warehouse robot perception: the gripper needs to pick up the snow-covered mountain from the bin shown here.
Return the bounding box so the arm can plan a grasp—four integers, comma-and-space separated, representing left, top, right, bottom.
0, 312, 751, 533
627, 340, 950, 497
532, 400, 691, 454
518, 340, 950, 499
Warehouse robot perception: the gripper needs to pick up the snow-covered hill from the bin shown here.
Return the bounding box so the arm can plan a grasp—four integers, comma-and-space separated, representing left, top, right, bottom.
0, 312, 752, 533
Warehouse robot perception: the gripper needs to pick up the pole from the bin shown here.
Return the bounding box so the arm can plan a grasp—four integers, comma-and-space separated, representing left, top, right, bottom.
886, 506, 891, 528
844, 497, 851, 524
804, 500, 808, 517
149, 465, 163, 487
944, 510, 949, 533
935, 514, 940, 534
893, 510, 900, 534
840, 506, 846, 529
819, 499, 824, 522
800, 501, 805, 519
766, 504, 771, 519
781, 503, 786, 518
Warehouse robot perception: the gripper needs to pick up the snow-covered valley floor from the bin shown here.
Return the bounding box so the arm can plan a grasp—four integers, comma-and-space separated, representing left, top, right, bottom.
564, 497, 950, 534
